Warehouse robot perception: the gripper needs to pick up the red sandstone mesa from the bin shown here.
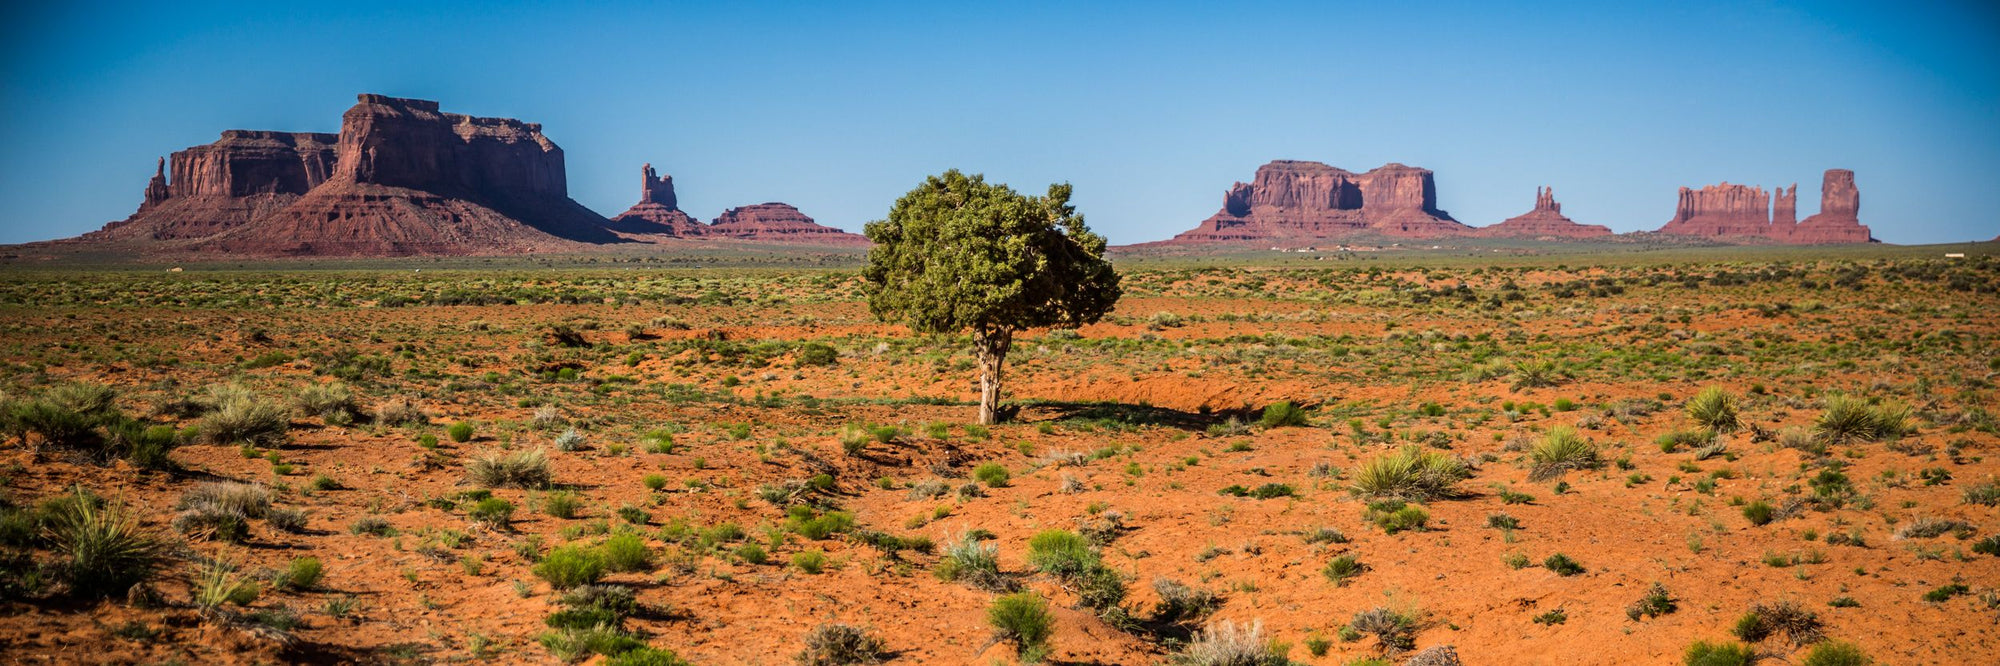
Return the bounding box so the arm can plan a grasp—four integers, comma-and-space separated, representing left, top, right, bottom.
607, 163, 705, 235
705, 203, 869, 245
87, 94, 617, 256
1654, 169, 1871, 244
1168, 160, 1471, 243
1477, 186, 1612, 239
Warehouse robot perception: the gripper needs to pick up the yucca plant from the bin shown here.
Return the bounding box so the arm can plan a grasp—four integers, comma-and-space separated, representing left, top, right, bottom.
47, 490, 168, 598
193, 558, 260, 613
1351, 446, 1469, 501
1684, 387, 1740, 433
1529, 427, 1600, 481
1815, 396, 1913, 444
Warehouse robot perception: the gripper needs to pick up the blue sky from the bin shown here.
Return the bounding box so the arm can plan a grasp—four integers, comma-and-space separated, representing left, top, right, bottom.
2, 1, 1996, 245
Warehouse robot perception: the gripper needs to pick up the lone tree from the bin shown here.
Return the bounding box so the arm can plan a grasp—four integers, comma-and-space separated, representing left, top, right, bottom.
863, 170, 1121, 425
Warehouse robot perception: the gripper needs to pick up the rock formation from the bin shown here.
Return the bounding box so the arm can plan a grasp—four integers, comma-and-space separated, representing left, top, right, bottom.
1477, 186, 1611, 238
1169, 160, 1470, 243
705, 203, 868, 245
1654, 169, 1871, 244
1791, 169, 1870, 243
607, 163, 704, 235
87, 94, 617, 256
86, 130, 338, 242
1658, 182, 1774, 238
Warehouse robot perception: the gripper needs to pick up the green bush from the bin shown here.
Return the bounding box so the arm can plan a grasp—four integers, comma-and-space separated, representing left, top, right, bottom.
795, 342, 840, 367
1814, 396, 1912, 444
469, 498, 515, 529
1027, 529, 1097, 579
1348, 606, 1417, 650
448, 421, 475, 443
280, 557, 323, 590
197, 385, 289, 446
1351, 446, 1468, 501
1259, 401, 1308, 428
600, 533, 653, 572
792, 550, 827, 574
1363, 500, 1430, 534
543, 490, 582, 519
534, 545, 607, 589
973, 462, 1010, 488
1685, 387, 1740, 433
1683, 641, 1755, 666
603, 648, 693, 666
987, 592, 1054, 658
47, 491, 167, 598
1799, 641, 1872, 666
467, 449, 552, 489
786, 507, 855, 539
1543, 553, 1584, 576
1322, 554, 1365, 586
1742, 501, 1775, 526
1529, 427, 1600, 481
936, 533, 1010, 591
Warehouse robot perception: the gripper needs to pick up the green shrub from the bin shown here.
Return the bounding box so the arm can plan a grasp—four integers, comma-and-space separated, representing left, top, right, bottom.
603, 648, 693, 666
936, 533, 1010, 591
1322, 554, 1365, 586
543, 490, 582, 519
534, 545, 606, 589
1683, 641, 1755, 666
47, 491, 167, 598
448, 421, 475, 443
1742, 501, 1775, 526
1150, 578, 1223, 626
1348, 606, 1417, 650
641, 474, 667, 491
197, 385, 289, 446
973, 462, 1010, 488
280, 557, 323, 590
1351, 446, 1468, 501
1814, 396, 1912, 444
795, 343, 839, 368
467, 449, 552, 489
293, 382, 365, 424
1364, 500, 1429, 534
600, 533, 652, 572
1627, 582, 1676, 620
1259, 402, 1308, 428
1529, 426, 1599, 481
469, 498, 515, 529
796, 623, 885, 666
1685, 387, 1740, 433
786, 507, 855, 539
792, 550, 827, 574
192, 559, 259, 611
1543, 553, 1584, 576
987, 592, 1054, 658
1799, 641, 1872, 666
539, 624, 645, 661
1027, 529, 1097, 579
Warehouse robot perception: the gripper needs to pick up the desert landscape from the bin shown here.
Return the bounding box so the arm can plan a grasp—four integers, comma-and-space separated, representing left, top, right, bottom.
3, 3, 1999, 666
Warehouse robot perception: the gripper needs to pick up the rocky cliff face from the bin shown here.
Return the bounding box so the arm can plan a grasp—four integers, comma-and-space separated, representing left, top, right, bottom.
87, 131, 339, 242
1477, 186, 1611, 238
88, 94, 617, 256
1654, 170, 1870, 244
1791, 169, 1870, 243
607, 163, 703, 235
1169, 160, 1470, 243
1658, 183, 1774, 238
705, 203, 868, 245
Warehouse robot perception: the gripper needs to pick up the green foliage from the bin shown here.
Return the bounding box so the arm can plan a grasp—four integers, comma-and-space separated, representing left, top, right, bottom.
279, 557, 323, 590
1363, 500, 1430, 534
1799, 641, 1873, 666
1814, 396, 1912, 444
467, 448, 552, 489
1742, 500, 1775, 526
1685, 386, 1740, 433
987, 592, 1054, 658
973, 462, 1011, 488
534, 545, 606, 589
1542, 553, 1585, 576
795, 342, 839, 368
197, 384, 289, 446
1322, 554, 1365, 586
469, 498, 515, 529
1351, 446, 1468, 501
600, 533, 652, 572
47, 491, 167, 598
1348, 606, 1418, 650
1529, 426, 1600, 481
786, 507, 855, 540
602, 648, 693, 666
1683, 641, 1756, 666
1627, 582, 1676, 620
448, 421, 475, 443
1027, 529, 1098, 579
796, 623, 887, 666
1259, 402, 1308, 428
863, 170, 1122, 424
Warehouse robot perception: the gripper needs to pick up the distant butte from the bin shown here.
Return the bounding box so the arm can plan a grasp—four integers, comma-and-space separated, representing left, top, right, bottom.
1654, 169, 1871, 244
706, 202, 869, 245
1165, 160, 1471, 243
606, 163, 704, 236
1477, 186, 1611, 239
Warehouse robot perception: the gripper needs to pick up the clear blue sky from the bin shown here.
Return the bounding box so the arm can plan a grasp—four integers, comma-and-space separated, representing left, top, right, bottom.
3, 1, 1996, 245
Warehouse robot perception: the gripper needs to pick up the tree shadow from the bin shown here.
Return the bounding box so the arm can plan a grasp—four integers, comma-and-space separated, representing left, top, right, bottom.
1013, 400, 1240, 433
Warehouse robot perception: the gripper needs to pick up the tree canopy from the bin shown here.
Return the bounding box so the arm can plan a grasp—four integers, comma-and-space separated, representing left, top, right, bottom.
862, 170, 1121, 423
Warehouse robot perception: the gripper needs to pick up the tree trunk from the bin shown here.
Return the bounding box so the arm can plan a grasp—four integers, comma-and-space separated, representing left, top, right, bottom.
973, 327, 1013, 425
